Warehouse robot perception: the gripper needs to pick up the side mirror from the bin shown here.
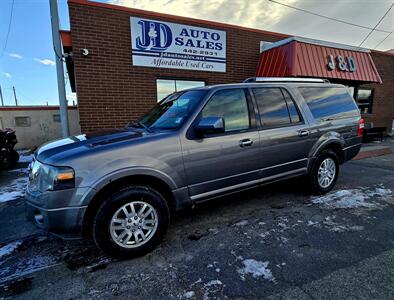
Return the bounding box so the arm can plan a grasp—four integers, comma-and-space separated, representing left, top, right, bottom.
195, 116, 225, 136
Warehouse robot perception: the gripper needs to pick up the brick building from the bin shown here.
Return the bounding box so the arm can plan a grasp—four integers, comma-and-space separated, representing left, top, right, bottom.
62, 0, 394, 134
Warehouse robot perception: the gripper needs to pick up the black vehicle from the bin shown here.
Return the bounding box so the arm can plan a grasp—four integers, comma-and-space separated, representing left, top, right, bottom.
0, 128, 19, 169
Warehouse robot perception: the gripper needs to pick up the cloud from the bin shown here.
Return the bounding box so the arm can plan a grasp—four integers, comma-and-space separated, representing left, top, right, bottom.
9, 53, 22, 59
2, 72, 11, 78
108, 0, 299, 30
34, 58, 55, 66
106, 0, 393, 51
67, 93, 77, 102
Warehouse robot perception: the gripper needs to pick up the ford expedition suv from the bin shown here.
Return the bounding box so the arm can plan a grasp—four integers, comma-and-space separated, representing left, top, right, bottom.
26, 78, 363, 258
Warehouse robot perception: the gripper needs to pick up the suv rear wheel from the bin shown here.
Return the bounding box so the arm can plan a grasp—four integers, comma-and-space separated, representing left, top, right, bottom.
93, 185, 170, 259
308, 150, 339, 195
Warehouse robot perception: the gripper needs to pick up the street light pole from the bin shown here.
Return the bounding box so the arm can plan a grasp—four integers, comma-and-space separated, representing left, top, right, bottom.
12, 86, 18, 106
0, 85, 4, 106
49, 0, 69, 137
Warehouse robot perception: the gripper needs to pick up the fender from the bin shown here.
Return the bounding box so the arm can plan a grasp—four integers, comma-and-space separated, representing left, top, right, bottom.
79, 167, 179, 206
309, 132, 345, 159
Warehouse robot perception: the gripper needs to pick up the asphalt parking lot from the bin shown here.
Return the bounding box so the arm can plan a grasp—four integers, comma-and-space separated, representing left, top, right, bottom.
0, 142, 394, 299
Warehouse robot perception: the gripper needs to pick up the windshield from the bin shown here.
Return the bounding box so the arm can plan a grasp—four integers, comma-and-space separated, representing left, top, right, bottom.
137, 90, 207, 130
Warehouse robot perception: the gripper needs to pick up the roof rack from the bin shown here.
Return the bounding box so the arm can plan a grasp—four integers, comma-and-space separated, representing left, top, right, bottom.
243, 77, 330, 83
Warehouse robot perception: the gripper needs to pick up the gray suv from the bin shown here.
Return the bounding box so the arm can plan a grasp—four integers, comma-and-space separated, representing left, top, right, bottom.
26, 78, 363, 258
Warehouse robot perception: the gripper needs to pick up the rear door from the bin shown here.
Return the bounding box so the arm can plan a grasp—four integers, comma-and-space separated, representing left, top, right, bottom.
251, 86, 311, 178
181, 88, 261, 201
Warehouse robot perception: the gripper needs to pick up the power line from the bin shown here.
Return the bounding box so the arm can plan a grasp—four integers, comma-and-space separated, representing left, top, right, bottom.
267, 0, 392, 34
0, 0, 15, 59
359, 2, 394, 46
373, 30, 393, 49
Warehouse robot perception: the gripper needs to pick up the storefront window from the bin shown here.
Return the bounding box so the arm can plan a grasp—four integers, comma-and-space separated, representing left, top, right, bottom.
157, 79, 205, 101
345, 86, 355, 98
356, 88, 374, 114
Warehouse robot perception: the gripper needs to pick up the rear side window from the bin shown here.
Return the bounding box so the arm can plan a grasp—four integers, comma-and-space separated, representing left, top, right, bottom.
252, 88, 301, 127
299, 87, 359, 120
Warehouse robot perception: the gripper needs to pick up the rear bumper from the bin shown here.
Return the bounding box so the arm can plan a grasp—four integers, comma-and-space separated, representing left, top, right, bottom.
343, 143, 362, 162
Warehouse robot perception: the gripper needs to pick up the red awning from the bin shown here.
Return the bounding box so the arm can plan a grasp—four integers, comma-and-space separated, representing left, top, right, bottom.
256, 37, 382, 83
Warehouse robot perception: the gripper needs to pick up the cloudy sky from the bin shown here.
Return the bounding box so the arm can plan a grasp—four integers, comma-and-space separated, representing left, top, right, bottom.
0, 0, 393, 106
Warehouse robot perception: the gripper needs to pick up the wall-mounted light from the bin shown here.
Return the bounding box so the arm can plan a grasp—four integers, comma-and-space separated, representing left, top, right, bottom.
80, 48, 89, 56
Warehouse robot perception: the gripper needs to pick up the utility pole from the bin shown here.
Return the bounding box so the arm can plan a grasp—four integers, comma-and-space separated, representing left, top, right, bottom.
12, 86, 18, 106
0, 85, 4, 106
49, 0, 69, 137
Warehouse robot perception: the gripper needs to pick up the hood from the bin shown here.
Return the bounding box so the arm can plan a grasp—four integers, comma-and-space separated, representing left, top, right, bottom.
36, 128, 146, 164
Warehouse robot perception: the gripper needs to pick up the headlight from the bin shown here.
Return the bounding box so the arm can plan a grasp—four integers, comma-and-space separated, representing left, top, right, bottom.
29, 160, 75, 192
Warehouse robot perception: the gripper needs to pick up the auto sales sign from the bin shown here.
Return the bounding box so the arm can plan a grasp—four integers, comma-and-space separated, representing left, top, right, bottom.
130, 17, 226, 72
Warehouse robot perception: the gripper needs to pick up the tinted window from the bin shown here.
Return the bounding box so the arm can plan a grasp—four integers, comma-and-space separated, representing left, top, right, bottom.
356, 88, 373, 114
282, 89, 301, 123
299, 87, 359, 120
253, 88, 291, 126
156, 79, 205, 101
138, 90, 207, 130
202, 89, 250, 132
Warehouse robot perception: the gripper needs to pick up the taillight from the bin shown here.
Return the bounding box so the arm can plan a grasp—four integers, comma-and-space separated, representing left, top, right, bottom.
357, 118, 365, 137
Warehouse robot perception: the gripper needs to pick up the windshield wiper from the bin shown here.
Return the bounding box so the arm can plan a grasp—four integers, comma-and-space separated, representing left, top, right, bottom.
127, 121, 153, 133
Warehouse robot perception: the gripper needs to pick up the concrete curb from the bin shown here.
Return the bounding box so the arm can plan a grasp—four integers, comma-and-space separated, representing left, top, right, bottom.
353, 146, 392, 160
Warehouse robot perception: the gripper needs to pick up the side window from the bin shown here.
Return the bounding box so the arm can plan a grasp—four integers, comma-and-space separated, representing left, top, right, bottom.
282, 89, 301, 123
299, 87, 359, 120
15, 116, 31, 127
202, 89, 250, 132
252, 88, 291, 127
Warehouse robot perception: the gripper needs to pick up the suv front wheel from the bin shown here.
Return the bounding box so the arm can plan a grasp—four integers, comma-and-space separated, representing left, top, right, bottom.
93, 185, 170, 259
308, 150, 339, 195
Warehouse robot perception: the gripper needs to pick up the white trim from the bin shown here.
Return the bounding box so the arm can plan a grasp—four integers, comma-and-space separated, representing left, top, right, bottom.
261, 36, 371, 53
191, 163, 308, 201
343, 143, 362, 151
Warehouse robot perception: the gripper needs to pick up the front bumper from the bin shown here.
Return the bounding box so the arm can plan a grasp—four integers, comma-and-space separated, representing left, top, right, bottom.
25, 187, 90, 236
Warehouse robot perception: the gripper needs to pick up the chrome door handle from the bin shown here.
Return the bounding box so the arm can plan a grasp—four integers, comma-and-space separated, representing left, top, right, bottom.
298, 130, 309, 137
239, 139, 253, 147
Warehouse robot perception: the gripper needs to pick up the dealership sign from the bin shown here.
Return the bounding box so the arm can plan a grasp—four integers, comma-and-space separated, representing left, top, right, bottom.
327, 54, 357, 72
130, 17, 226, 72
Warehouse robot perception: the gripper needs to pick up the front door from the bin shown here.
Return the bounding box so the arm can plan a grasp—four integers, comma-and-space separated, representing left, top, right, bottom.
181, 88, 261, 201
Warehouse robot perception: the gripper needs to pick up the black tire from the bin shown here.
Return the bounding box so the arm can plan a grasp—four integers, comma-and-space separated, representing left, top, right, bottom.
307, 150, 339, 195
0, 150, 13, 170
10, 150, 19, 165
93, 185, 170, 259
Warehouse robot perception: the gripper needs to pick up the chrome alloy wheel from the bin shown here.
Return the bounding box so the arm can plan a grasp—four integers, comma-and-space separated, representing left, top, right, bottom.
317, 158, 336, 188
110, 201, 158, 248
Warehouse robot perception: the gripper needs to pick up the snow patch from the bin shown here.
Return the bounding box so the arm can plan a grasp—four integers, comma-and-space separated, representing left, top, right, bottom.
238, 259, 275, 282
183, 291, 195, 299
311, 186, 392, 209
307, 216, 365, 233
0, 255, 59, 283
17, 150, 33, 163
7, 168, 28, 174
0, 240, 22, 259
204, 279, 222, 287
234, 220, 248, 227
0, 177, 28, 203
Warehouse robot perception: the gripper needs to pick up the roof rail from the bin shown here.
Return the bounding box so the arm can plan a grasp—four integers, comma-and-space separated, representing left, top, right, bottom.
243, 77, 330, 83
